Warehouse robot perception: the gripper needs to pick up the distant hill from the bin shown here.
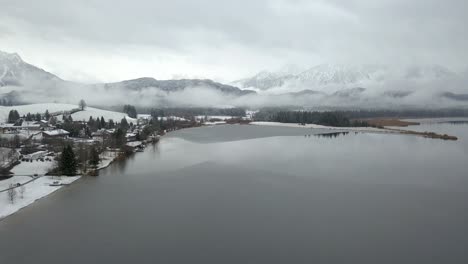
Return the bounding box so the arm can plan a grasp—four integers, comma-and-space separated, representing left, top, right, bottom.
101, 77, 255, 97
0, 50, 255, 107
0, 103, 136, 123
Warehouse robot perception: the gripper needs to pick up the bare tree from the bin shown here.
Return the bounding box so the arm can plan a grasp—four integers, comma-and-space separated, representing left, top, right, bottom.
8, 148, 17, 159
19, 184, 26, 199
79, 99, 87, 111
12, 135, 21, 148
7, 184, 17, 204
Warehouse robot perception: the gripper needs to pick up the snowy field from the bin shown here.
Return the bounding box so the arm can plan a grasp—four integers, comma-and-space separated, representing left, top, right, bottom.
11, 159, 55, 176
0, 103, 136, 123
0, 176, 80, 220
0, 103, 77, 121
72, 107, 137, 123
0, 176, 31, 190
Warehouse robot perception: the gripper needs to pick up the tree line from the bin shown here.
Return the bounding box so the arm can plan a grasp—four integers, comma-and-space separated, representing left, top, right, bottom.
255, 110, 369, 127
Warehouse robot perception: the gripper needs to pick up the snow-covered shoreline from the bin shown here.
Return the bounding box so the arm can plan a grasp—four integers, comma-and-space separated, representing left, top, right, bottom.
249, 121, 393, 133
0, 151, 81, 220
0, 175, 80, 220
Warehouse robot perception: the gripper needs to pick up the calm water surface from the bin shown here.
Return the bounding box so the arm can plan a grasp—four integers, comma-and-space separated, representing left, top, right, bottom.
1, 123, 468, 263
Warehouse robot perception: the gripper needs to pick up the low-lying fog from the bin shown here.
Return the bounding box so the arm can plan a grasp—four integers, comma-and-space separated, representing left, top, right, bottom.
5, 74, 466, 110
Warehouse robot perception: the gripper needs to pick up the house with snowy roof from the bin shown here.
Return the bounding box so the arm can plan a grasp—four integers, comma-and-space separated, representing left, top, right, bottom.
42, 129, 70, 138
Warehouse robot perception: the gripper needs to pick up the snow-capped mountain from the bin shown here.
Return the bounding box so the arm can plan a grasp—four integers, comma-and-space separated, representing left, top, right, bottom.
235, 64, 458, 91
233, 71, 295, 91
0, 51, 63, 87
0, 50, 256, 106
1, 50, 466, 108
296, 64, 377, 86
233, 64, 305, 91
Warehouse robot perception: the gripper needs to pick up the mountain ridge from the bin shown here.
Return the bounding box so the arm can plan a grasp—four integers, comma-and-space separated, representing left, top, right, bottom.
0, 51, 256, 104
234, 63, 459, 91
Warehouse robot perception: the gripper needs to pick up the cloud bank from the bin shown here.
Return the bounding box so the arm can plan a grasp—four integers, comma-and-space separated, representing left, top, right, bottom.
0, 0, 467, 83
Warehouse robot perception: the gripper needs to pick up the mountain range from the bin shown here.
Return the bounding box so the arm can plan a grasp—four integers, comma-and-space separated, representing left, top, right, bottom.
0, 51, 255, 106
234, 64, 459, 91
1, 50, 467, 108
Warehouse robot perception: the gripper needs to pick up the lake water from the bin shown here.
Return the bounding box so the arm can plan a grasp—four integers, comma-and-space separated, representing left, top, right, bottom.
1, 123, 468, 263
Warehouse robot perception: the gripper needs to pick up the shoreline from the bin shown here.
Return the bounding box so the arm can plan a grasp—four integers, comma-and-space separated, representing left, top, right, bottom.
249, 121, 458, 140
0, 140, 156, 221
0, 175, 80, 220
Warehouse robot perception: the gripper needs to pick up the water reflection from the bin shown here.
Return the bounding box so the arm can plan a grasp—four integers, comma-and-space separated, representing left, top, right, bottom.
314, 131, 350, 138
442, 121, 468, 125
1, 124, 468, 264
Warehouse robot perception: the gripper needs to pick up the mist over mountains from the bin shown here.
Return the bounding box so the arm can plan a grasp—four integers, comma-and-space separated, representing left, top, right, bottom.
1, 50, 467, 109
234, 64, 459, 92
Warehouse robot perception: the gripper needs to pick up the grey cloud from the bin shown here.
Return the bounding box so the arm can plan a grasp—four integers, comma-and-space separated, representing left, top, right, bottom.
0, 0, 467, 82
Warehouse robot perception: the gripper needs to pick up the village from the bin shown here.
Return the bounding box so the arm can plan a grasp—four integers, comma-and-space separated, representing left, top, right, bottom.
0, 101, 208, 218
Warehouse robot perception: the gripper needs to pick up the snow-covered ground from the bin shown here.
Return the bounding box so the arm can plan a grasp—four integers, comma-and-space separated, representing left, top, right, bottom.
195, 115, 234, 121
0, 103, 136, 123
0, 132, 29, 140
126, 141, 143, 148
0, 147, 19, 168
97, 151, 116, 170
0, 176, 31, 190
0, 103, 77, 122
72, 107, 137, 123
250, 121, 392, 133
11, 159, 55, 176
0, 176, 80, 220
203, 121, 227, 125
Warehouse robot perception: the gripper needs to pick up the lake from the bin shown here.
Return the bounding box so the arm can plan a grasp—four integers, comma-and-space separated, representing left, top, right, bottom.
1, 123, 468, 263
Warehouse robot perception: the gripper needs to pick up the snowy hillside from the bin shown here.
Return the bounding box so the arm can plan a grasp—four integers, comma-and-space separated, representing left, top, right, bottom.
0, 103, 136, 123
0, 51, 63, 87
233, 71, 294, 91
295, 64, 373, 85
72, 107, 137, 123
235, 64, 458, 91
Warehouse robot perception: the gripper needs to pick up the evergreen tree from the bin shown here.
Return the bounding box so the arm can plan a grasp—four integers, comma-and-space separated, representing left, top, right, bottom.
100, 116, 106, 128
108, 119, 115, 129
123, 105, 137, 118
59, 145, 77, 176
7, 110, 20, 123
88, 116, 95, 128
112, 128, 126, 148
89, 146, 100, 168
120, 118, 129, 130
35, 113, 42, 121
26, 113, 33, 121
49, 116, 57, 126
44, 110, 51, 120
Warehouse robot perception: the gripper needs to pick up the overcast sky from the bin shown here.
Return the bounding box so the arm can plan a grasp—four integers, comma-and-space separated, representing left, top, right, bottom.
0, 0, 467, 83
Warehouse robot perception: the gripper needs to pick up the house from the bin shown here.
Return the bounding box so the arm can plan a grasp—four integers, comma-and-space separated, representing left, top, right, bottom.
137, 114, 151, 125
91, 129, 112, 142
126, 133, 137, 142
36, 120, 49, 128
42, 129, 70, 138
